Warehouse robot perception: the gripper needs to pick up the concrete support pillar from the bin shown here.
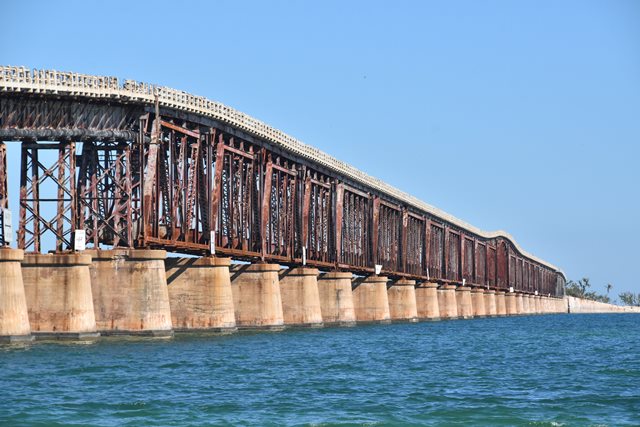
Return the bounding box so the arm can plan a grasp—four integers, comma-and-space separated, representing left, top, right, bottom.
22, 253, 99, 340
484, 290, 497, 317
165, 256, 236, 332
515, 293, 524, 315
456, 286, 473, 319
387, 279, 418, 322
471, 288, 486, 318
279, 268, 323, 327
0, 249, 33, 342
231, 263, 284, 330
534, 296, 541, 314
539, 297, 548, 314
438, 285, 459, 319
495, 291, 507, 316
415, 282, 440, 320
522, 294, 531, 314
317, 272, 356, 326
87, 250, 173, 336
505, 292, 518, 316
352, 276, 390, 323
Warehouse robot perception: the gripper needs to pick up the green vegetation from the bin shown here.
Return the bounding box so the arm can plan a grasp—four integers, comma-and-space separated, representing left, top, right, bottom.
566, 277, 639, 306
565, 277, 611, 303
618, 292, 640, 307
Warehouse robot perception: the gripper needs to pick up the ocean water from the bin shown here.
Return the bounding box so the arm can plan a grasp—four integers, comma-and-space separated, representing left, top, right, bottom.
1, 314, 639, 426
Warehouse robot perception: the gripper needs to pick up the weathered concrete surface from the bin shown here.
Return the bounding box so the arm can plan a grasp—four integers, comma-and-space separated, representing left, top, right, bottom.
531, 295, 540, 314
495, 291, 507, 316
279, 268, 323, 327
352, 276, 390, 323
415, 282, 440, 320
87, 250, 173, 336
231, 263, 284, 329
484, 290, 497, 317
566, 296, 640, 313
515, 293, 524, 315
165, 256, 236, 332
387, 279, 418, 322
22, 253, 99, 340
0, 249, 33, 342
317, 272, 356, 326
505, 292, 518, 316
522, 294, 531, 314
456, 286, 473, 319
471, 288, 486, 318
438, 285, 459, 319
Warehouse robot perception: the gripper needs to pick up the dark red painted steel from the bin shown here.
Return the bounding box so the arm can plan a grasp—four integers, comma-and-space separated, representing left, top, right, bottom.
0, 94, 565, 295
0, 143, 7, 246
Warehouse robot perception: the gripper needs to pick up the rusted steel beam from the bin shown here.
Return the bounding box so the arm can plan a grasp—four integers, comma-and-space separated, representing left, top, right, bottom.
0, 142, 7, 246
18, 141, 76, 252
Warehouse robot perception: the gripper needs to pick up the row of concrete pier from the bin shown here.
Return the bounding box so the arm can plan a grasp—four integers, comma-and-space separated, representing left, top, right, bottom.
0, 248, 567, 342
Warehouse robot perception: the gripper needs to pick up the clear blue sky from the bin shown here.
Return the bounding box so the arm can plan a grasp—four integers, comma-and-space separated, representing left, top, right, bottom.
1, 0, 639, 296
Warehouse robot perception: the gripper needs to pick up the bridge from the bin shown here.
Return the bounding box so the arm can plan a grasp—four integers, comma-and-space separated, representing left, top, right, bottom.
0, 66, 566, 341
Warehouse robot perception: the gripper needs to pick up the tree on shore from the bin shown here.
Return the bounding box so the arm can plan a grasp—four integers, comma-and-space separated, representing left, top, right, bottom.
565, 277, 610, 303
619, 292, 640, 307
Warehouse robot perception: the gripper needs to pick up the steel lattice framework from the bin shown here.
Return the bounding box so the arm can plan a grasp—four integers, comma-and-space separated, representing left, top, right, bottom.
0, 66, 565, 296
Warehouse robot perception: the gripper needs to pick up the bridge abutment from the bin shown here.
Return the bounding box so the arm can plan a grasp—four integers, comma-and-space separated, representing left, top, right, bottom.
0, 249, 33, 343
87, 249, 173, 337
317, 272, 356, 326
279, 268, 323, 327
22, 253, 99, 340
165, 256, 236, 332
415, 282, 440, 320
231, 263, 284, 330
387, 279, 418, 322
352, 276, 391, 323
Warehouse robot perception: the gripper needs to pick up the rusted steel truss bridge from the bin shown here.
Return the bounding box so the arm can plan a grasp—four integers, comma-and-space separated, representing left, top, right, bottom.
0, 66, 565, 297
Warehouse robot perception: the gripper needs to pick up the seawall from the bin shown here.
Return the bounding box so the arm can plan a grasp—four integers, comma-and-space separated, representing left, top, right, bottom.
565, 296, 640, 313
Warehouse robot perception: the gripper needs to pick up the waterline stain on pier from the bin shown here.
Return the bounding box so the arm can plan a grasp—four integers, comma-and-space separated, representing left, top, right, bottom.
1, 314, 639, 426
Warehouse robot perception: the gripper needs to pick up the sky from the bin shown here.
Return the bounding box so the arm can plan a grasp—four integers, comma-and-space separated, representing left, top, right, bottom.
1, 0, 639, 297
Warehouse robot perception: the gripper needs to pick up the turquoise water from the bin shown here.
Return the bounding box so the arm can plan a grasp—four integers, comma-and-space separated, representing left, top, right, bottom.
1, 314, 639, 426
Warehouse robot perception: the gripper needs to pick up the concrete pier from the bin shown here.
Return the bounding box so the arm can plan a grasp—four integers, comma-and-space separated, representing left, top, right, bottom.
522, 294, 531, 314
22, 253, 99, 340
516, 293, 524, 315
534, 296, 541, 314
456, 286, 473, 319
165, 256, 236, 332
352, 276, 391, 323
279, 267, 323, 327
87, 249, 173, 336
387, 279, 418, 322
415, 282, 440, 320
495, 291, 507, 316
484, 289, 497, 317
0, 249, 33, 342
438, 285, 459, 319
471, 288, 486, 318
231, 263, 284, 329
505, 292, 518, 316
317, 272, 356, 326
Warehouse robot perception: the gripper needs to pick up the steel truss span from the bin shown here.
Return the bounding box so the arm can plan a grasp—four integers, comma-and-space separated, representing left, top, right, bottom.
0, 66, 565, 296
